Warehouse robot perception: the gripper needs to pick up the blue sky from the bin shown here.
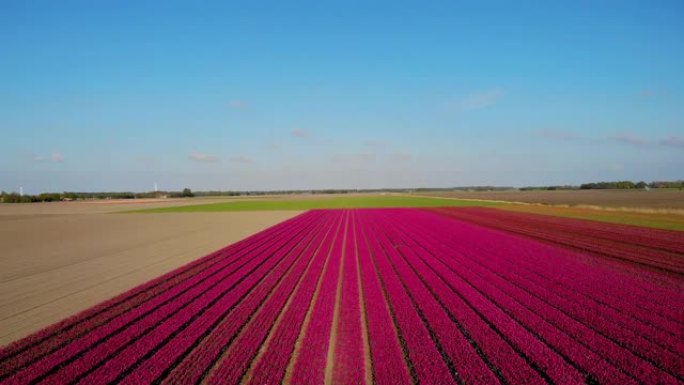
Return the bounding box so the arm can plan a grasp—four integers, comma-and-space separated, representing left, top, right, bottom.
1, 1, 683, 193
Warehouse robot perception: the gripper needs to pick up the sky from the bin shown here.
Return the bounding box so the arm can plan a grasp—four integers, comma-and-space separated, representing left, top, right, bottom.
1, 0, 683, 193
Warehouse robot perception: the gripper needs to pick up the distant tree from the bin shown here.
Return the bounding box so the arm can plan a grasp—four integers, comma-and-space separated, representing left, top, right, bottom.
635, 181, 647, 189
650, 180, 684, 189
63, 192, 78, 200
581, 180, 636, 190
181, 188, 194, 198
38, 193, 62, 202
2, 193, 36, 203
617, 181, 636, 189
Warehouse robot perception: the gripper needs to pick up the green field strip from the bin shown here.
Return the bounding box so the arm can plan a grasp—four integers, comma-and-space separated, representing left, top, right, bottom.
125, 194, 684, 232
511, 211, 684, 232
126, 196, 503, 213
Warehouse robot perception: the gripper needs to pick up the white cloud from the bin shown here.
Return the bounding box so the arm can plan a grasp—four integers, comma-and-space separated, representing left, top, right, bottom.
601, 163, 625, 172
330, 153, 376, 165
540, 130, 684, 150
264, 141, 282, 150
389, 152, 413, 163
226, 100, 248, 109
188, 152, 219, 163
136, 155, 155, 165
660, 136, 684, 148
451, 89, 504, 111
30, 152, 64, 163
363, 140, 388, 149
610, 133, 650, 147
230, 155, 254, 164
291, 128, 311, 139
535, 128, 585, 142
51, 152, 65, 163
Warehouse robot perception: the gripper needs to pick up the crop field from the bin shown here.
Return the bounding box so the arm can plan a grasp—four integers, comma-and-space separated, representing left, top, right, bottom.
130, 194, 684, 231
130, 195, 502, 213
0, 208, 301, 346
498, 204, 684, 232
1, 208, 682, 385
414, 189, 684, 210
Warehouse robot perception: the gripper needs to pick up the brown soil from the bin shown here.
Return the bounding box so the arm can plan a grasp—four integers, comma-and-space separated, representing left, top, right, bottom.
0, 197, 235, 215
0, 202, 300, 345
354, 216, 374, 385
240, 216, 337, 385
324, 213, 350, 385
198, 215, 322, 385
282, 215, 344, 384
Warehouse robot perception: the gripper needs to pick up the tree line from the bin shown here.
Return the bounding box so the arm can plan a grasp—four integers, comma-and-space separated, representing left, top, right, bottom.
579, 180, 683, 190
0, 188, 195, 203
2, 180, 682, 203
521, 180, 683, 191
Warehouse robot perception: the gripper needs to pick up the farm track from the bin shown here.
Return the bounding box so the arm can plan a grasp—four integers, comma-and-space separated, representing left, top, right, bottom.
1, 208, 682, 384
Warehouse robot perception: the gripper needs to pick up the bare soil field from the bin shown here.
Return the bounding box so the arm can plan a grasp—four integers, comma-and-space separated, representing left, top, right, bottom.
414, 189, 684, 210
0, 200, 300, 345
0, 197, 247, 215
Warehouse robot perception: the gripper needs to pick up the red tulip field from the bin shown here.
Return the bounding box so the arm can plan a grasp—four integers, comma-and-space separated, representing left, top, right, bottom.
1, 208, 682, 385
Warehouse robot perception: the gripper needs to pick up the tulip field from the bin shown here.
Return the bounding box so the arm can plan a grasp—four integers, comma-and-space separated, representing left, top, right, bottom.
1, 208, 682, 385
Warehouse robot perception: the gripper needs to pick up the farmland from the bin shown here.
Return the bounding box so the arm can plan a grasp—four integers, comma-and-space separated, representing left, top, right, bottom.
498, 204, 684, 232
1, 208, 681, 384
0, 201, 300, 345
413, 189, 684, 210
129, 195, 501, 213
130, 193, 684, 231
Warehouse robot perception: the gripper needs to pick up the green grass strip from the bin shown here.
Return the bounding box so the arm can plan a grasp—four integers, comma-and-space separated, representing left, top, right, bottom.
128, 195, 502, 213
127, 194, 683, 231
535, 212, 684, 232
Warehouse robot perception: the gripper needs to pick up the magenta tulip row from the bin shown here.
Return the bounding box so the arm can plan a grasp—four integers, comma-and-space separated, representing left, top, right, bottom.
432, 207, 684, 254
201, 213, 340, 385
430, 207, 684, 277
430, 207, 684, 322
375, 209, 682, 383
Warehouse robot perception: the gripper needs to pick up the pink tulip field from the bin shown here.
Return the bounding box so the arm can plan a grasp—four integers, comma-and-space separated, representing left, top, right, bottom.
1, 208, 682, 384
